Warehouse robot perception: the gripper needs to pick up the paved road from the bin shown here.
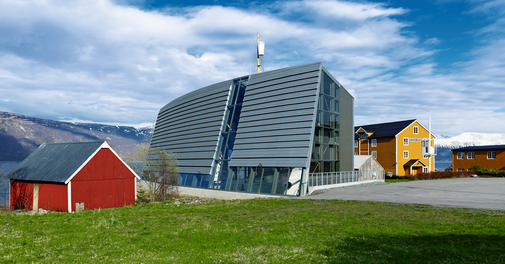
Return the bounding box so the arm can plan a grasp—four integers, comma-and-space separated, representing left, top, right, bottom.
300, 178, 505, 211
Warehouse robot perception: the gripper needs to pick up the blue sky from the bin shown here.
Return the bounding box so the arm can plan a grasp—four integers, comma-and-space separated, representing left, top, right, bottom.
0, 0, 504, 136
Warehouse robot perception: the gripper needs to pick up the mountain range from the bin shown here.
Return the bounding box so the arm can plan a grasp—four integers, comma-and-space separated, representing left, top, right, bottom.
2, 111, 504, 164
0, 111, 153, 161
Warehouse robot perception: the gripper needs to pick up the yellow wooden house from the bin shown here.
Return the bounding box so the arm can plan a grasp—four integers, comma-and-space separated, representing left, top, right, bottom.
354, 119, 435, 176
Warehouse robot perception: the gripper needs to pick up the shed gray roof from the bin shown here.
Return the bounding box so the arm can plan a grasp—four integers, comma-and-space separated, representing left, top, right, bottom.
8, 141, 105, 183
451, 144, 505, 151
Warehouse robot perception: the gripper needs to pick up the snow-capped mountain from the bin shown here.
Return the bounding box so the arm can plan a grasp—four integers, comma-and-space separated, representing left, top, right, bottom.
435, 132, 505, 148
434, 132, 505, 163
0, 111, 153, 161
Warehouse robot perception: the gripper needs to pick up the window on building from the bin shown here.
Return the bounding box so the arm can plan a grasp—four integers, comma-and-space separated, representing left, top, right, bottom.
413, 126, 419, 134
423, 155, 429, 159
354, 140, 358, 148
403, 137, 409, 146
457, 168, 464, 172
467, 152, 475, 159
457, 152, 465, 159
372, 151, 377, 159
468, 169, 472, 171
423, 167, 428, 173
403, 151, 409, 159
488, 151, 496, 159
371, 139, 377, 147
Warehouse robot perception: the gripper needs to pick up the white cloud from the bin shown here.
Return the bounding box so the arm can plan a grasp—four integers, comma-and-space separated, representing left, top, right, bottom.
0, 0, 503, 136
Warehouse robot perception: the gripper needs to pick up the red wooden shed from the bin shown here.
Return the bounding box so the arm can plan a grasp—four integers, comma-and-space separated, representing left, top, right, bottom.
9, 141, 140, 212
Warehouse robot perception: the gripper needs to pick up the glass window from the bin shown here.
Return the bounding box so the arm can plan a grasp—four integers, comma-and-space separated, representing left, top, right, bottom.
314, 127, 321, 143
316, 110, 323, 127
413, 126, 419, 134
423, 167, 428, 173
324, 73, 332, 95
403, 151, 409, 159
324, 112, 333, 127
457, 152, 465, 159
372, 151, 377, 159
354, 140, 358, 148
467, 152, 475, 159
403, 137, 409, 146
334, 114, 340, 129
275, 168, 290, 195
324, 95, 333, 112
318, 94, 323, 110
323, 161, 333, 172
323, 145, 331, 160
371, 139, 377, 147
323, 129, 332, 144
488, 151, 496, 159
457, 168, 464, 172
334, 100, 339, 113
312, 144, 321, 160
334, 85, 340, 99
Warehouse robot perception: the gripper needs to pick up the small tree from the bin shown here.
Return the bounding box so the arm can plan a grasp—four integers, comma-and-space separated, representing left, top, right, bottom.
127, 143, 179, 202
0, 162, 9, 208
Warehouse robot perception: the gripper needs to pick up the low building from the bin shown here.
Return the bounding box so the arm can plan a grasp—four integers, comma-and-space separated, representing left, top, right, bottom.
354, 119, 435, 176
451, 145, 505, 171
9, 141, 140, 212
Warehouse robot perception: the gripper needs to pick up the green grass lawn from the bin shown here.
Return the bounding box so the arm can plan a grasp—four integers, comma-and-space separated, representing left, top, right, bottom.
1, 199, 504, 263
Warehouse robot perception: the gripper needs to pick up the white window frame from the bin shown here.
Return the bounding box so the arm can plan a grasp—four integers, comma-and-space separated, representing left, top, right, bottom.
457, 152, 465, 159
467, 152, 475, 159
372, 151, 377, 159
403, 137, 409, 146
488, 151, 496, 159
354, 140, 358, 148
413, 126, 419, 134
423, 167, 428, 173
371, 139, 377, 147
403, 151, 409, 159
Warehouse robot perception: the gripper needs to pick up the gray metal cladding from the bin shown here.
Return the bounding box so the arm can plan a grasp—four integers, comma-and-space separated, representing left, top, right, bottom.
150, 79, 234, 175
229, 62, 322, 168
338, 81, 355, 171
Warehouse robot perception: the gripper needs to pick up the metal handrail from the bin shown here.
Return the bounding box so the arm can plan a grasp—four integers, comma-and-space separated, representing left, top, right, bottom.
308, 169, 384, 187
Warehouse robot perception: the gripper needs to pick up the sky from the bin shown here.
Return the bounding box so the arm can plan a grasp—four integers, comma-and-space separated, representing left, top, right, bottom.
0, 0, 504, 136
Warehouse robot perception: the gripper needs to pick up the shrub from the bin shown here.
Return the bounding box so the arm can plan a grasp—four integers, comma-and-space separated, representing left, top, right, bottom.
471, 165, 505, 177
407, 170, 473, 180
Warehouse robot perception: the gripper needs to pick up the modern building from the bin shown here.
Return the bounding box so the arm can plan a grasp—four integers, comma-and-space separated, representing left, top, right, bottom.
451, 145, 505, 171
150, 62, 355, 196
9, 141, 140, 212
354, 119, 435, 176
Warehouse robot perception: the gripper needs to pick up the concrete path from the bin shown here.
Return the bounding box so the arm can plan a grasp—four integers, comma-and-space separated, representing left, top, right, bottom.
299, 178, 505, 211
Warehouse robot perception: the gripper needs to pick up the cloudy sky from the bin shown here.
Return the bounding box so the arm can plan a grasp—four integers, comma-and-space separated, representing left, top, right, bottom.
0, 0, 504, 136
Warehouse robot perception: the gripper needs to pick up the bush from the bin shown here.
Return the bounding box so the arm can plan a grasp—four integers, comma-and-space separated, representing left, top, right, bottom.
471, 165, 505, 177
407, 170, 473, 180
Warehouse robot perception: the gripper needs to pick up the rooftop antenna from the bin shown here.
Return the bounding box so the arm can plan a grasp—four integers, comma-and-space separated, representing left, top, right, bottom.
257, 33, 265, 73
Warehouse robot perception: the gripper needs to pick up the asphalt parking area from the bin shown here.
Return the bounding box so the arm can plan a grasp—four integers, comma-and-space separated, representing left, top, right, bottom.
300, 178, 505, 211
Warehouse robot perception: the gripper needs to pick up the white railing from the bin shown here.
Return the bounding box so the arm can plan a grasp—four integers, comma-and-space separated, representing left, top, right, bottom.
308, 169, 384, 187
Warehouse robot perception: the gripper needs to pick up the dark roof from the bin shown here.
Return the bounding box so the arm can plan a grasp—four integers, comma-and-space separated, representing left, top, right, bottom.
9, 141, 105, 183
355, 119, 416, 138
451, 144, 505, 151
404, 159, 426, 167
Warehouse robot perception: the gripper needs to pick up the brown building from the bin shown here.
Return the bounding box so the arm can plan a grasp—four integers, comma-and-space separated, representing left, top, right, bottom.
451, 145, 505, 171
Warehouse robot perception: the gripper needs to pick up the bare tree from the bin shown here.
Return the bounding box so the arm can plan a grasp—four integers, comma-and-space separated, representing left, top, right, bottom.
127, 143, 179, 202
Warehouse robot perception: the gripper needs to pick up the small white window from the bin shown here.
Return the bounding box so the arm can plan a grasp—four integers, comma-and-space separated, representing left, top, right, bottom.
457, 152, 465, 159
371, 139, 377, 147
423, 167, 428, 173
372, 151, 377, 159
354, 140, 358, 148
457, 168, 464, 172
403, 151, 409, 159
488, 151, 496, 159
467, 152, 475, 159
413, 126, 419, 134
403, 137, 409, 146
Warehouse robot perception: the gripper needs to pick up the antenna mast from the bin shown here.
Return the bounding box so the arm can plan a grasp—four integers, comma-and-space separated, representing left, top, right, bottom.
257, 33, 265, 73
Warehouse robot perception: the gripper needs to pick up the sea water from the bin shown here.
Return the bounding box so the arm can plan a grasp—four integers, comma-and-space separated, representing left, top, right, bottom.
0, 162, 20, 206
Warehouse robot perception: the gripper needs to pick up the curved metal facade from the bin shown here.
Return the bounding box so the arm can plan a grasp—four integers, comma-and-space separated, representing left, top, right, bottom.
150, 62, 354, 195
